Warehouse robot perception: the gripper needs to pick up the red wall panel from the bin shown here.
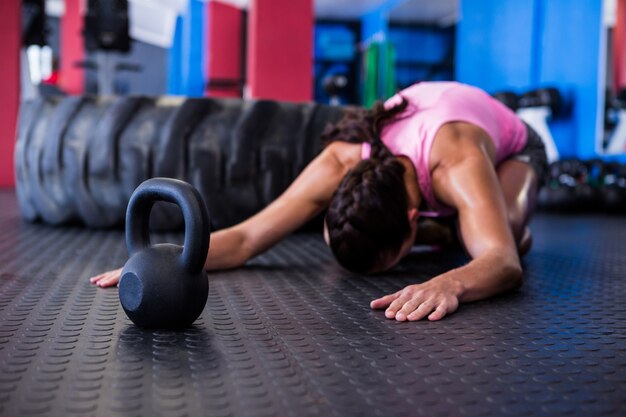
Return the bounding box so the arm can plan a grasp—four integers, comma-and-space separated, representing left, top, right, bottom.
206, 1, 244, 98
615, 0, 626, 89
247, 0, 313, 102
0, 0, 20, 187
60, 0, 84, 95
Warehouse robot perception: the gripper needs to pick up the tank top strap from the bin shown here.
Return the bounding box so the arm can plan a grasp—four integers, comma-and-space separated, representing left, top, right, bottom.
361, 142, 372, 160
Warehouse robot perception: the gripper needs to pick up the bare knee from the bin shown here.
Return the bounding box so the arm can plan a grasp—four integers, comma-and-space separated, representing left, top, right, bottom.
518, 226, 532, 256
507, 210, 526, 244
497, 160, 538, 244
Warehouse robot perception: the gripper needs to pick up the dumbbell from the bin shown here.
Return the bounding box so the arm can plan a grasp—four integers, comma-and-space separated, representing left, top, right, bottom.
538, 161, 570, 211
600, 162, 626, 212
323, 74, 348, 106
518, 88, 562, 116
492, 91, 519, 112
538, 159, 585, 212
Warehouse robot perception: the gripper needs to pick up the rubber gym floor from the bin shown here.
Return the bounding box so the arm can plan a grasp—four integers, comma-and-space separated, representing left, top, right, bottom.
0, 188, 625, 417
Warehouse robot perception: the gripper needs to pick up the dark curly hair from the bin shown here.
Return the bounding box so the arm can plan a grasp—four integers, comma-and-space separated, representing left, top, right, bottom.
322, 97, 411, 273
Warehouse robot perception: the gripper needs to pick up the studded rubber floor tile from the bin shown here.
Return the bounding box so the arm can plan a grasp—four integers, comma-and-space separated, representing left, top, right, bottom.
0, 189, 625, 417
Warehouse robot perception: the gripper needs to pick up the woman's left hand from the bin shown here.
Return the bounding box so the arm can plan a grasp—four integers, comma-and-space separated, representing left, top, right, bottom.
370, 276, 462, 321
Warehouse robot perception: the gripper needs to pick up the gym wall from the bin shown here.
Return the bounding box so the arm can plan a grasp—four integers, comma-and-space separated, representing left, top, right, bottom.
60, 0, 84, 95
84, 42, 168, 96
456, 0, 606, 161
206, 1, 244, 98
615, 0, 626, 90
246, 0, 313, 101
0, 0, 20, 188
168, 0, 205, 96
360, 0, 404, 106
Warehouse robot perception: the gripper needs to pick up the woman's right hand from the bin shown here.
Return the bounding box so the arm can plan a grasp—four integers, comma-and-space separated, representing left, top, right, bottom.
89, 268, 123, 287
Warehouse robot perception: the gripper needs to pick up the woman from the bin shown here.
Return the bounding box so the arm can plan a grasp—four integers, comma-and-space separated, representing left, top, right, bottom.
91, 81, 547, 322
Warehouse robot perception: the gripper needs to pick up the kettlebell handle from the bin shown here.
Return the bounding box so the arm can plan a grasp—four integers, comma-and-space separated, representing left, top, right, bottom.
126, 178, 210, 274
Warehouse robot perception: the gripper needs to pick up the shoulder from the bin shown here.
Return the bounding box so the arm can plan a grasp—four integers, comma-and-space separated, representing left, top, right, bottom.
324, 141, 363, 171
430, 122, 497, 172
429, 123, 497, 208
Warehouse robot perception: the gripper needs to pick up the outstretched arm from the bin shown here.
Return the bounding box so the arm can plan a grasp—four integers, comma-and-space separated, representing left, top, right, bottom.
204, 141, 360, 270
90, 141, 361, 287
372, 145, 522, 321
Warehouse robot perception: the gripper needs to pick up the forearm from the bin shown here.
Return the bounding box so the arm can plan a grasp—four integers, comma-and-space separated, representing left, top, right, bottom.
438, 250, 522, 303
204, 227, 250, 270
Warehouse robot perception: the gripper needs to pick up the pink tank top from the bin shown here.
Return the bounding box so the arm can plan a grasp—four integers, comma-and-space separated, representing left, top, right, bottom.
361, 82, 527, 217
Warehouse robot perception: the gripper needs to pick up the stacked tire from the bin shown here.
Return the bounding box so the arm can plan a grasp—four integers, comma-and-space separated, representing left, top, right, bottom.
15, 95, 345, 230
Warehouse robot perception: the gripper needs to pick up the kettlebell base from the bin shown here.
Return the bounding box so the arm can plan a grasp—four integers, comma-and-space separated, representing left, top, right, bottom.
120, 245, 209, 329
119, 272, 143, 312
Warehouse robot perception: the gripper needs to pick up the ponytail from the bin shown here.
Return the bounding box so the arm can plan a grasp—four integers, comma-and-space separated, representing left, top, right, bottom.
321, 97, 409, 160
323, 97, 412, 273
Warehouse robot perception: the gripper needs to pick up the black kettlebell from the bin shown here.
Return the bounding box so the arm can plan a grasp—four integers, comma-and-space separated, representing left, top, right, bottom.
119, 178, 210, 329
